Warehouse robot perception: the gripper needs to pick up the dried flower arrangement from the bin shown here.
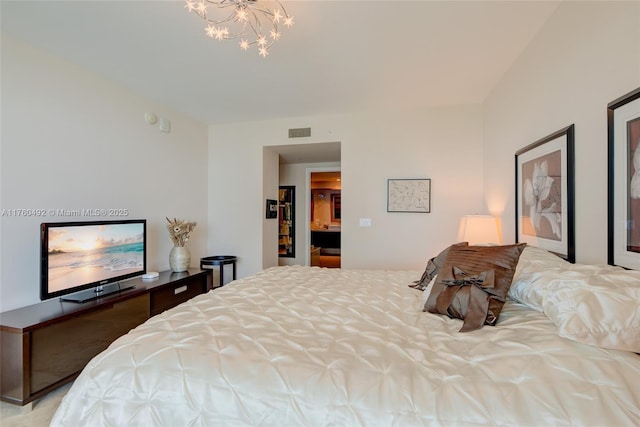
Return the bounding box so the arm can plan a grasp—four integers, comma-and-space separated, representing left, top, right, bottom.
166, 217, 197, 247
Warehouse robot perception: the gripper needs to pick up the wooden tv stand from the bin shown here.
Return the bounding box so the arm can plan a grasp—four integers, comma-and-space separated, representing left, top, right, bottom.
0, 269, 212, 406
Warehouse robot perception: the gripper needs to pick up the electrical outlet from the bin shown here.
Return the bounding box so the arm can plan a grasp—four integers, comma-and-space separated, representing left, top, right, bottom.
159, 117, 171, 133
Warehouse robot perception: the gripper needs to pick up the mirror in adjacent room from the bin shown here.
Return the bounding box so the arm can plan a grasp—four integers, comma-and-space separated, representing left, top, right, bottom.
331, 193, 341, 221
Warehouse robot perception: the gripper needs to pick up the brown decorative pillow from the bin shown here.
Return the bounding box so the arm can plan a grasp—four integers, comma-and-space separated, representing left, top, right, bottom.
409, 242, 468, 291
423, 243, 526, 332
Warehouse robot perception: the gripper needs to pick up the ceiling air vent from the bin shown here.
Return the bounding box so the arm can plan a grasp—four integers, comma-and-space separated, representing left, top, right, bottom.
288, 127, 311, 138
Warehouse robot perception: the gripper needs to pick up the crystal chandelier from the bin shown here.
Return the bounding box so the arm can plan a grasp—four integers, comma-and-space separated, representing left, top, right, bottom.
184, 0, 294, 58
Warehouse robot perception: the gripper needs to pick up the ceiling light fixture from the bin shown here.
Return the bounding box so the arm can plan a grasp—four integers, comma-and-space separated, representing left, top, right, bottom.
184, 0, 294, 58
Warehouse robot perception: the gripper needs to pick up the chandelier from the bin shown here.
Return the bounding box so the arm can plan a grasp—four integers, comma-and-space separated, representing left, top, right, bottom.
184, 0, 294, 58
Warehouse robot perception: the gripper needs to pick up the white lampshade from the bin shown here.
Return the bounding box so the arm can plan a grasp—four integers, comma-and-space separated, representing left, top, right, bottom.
457, 215, 502, 245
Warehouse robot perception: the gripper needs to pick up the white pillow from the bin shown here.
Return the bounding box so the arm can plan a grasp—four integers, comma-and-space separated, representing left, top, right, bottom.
511, 247, 640, 353
544, 272, 640, 352
509, 245, 571, 310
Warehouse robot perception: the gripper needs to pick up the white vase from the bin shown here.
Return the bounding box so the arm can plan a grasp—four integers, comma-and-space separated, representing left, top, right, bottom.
169, 246, 190, 273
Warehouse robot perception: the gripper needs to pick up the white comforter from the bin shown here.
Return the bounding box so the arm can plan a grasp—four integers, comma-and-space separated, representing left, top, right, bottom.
51, 266, 640, 426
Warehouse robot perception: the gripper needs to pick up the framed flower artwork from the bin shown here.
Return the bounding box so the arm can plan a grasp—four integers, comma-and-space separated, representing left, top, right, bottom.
608, 87, 640, 269
515, 125, 575, 262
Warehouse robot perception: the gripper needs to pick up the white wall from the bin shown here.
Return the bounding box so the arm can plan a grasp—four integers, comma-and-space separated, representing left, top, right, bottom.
209, 105, 485, 277
483, 1, 640, 264
262, 147, 280, 269
0, 36, 209, 311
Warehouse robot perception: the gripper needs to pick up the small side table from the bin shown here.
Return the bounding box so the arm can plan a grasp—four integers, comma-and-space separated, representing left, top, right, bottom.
200, 256, 237, 288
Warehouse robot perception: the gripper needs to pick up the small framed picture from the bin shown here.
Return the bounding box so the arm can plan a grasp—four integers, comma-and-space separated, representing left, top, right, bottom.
515, 125, 575, 262
265, 199, 278, 219
387, 178, 431, 213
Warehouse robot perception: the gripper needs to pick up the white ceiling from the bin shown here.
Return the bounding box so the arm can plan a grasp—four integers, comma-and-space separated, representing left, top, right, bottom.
1, 1, 559, 125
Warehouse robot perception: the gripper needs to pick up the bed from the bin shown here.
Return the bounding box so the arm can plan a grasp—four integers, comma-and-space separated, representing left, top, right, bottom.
51, 244, 640, 426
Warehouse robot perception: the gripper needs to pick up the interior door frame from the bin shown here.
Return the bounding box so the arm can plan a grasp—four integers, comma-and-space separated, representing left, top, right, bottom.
305, 166, 341, 266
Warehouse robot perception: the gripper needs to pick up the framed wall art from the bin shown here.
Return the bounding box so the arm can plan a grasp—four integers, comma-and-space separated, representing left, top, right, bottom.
608, 87, 640, 269
387, 178, 431, 213
515, 125, 575, 262
265, 199, 278, 219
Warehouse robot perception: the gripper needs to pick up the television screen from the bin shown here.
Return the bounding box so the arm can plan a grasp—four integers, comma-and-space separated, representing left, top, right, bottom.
41, 219, 146, 302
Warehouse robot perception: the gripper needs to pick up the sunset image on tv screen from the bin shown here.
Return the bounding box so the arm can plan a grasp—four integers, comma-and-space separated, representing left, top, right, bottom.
47, 222, 144, 293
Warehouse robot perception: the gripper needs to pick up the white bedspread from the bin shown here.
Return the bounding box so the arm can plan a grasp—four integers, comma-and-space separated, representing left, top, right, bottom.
51, 266, 640, 426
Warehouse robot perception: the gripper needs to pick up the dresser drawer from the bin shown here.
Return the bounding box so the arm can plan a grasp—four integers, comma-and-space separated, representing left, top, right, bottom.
149, 277, 206, 316
30, 294, 149, 394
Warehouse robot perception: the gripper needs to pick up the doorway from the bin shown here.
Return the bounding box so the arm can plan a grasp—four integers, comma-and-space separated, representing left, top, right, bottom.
310, 171, 341, 268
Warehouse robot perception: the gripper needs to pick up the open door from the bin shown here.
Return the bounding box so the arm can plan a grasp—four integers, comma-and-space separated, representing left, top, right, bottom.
310, 171, 341, 268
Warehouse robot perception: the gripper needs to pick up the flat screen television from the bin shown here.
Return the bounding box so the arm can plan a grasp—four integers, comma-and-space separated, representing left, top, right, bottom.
41, 219, 146, 302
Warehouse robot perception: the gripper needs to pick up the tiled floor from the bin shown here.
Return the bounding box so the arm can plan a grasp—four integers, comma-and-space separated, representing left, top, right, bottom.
0, 383, 71, 427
